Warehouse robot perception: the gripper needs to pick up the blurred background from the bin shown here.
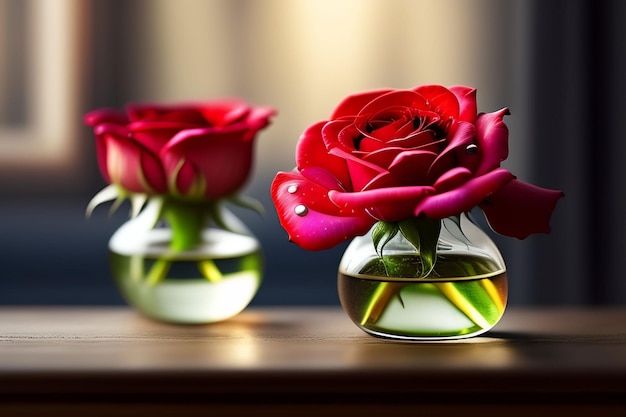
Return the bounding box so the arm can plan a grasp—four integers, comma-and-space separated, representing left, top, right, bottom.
0, 0, 624, 307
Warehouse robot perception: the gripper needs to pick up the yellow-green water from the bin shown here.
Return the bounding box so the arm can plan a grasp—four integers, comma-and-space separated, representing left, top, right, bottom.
109, 250, 263, 323
338, 254, 507, 339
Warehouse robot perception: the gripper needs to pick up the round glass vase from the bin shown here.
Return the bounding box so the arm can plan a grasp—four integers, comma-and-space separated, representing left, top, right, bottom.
338, 213, 507, 340
108, 201, 262, 324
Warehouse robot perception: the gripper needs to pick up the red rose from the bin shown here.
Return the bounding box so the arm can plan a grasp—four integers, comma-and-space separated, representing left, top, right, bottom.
271, 85, 563, 251
85, 99, 275, 200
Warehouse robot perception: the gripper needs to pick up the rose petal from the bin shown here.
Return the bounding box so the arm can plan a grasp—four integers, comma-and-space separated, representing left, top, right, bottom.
297, 121, 352, 189
200, 100, 250, 126
97, 125, 166, 194
367, 117, 414, 142
360, 171, 396, 191
449, 86, 478, 122
322, 119, 359, 153
126, 103, 207, 124
475, 108, 510, 175
330, 89, 392, 119
345, 159, 387, 192
130, 130, 180, 156
138, 152, 168, 194
361, 147, 404, 168
161, 127, 253, 199
84, 109, 129, 126
128, 121, 197, 155
328, 147, 386, 191
171, 158, 201, 197
300, 167, 346, 192
329, 185, 435, 221
358, 136, 386, 152
243, 106, 277, 134
273, 171, 354, 214
415, 168, 515, 219
433, 167, 473, 192
428, 121, 475, 181
387, 129, 439, 151
357, 90, 429, 120
92, 123, 120, 183
126, 101, 275, 130
480, 179, 564, 239
388, 150, 438, 186
414, 85, 460, 121
128, 120, 198, 132
271, 172, 374, 251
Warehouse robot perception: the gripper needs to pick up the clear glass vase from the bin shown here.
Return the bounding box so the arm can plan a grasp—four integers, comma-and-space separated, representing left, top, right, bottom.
108, 201, 262, 324
338, 213, 507, 340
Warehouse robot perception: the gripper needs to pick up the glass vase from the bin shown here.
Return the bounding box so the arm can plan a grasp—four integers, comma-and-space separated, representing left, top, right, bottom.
108, 201, 262, 324
338, 213, 507, 340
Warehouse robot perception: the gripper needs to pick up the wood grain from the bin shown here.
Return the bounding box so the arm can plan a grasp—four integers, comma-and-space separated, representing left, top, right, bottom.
1, 307, 625, 415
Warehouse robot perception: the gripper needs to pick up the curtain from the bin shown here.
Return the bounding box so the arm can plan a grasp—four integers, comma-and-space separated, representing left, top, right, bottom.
519, 0, 626, 304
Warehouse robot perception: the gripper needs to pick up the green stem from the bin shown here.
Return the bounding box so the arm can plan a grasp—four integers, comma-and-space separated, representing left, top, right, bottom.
433, 282, 491, 329
360, 282, 402, 325
198, 259, 223, 283
143, 199, 212, 286
361, 217, 442, 325
146, 258, 172, 286
163, 200, 210, 252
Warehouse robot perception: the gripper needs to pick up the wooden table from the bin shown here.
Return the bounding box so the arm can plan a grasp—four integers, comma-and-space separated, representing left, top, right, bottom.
1, 307, 625, 416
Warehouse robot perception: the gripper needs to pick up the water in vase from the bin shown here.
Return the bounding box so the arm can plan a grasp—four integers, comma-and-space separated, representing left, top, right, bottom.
109, 227, 263, 323
338, 254, 507, 340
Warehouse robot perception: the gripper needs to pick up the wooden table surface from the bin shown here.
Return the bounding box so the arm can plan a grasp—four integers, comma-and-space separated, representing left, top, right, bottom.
1, 306, 625, 416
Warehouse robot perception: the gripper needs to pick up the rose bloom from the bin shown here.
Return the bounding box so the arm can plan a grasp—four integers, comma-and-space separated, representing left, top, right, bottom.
85, 99, 275, 200
271, 85, 563, 251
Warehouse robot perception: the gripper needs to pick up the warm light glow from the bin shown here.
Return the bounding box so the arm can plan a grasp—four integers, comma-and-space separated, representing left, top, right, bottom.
0, 0, 528, 189
123, 0, 519, 177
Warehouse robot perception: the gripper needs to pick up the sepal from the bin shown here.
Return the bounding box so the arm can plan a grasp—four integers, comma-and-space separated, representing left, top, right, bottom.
399, 216, 441, 277
372, 222, 399, 257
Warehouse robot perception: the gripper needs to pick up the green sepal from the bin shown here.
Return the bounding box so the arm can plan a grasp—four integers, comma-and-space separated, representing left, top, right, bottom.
442, 214, 471, 247
85, 184, 150, 219
399, 216, 442, 277
228, 194, 265, 216
86, 184, 122, 218
207, 201, 234, 233
371, 221, 399, 257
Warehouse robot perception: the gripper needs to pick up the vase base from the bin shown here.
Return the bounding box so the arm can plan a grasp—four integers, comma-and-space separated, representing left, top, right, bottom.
358, 326, 495, 342
338, 259, 507, 341
116, 273, 261, 324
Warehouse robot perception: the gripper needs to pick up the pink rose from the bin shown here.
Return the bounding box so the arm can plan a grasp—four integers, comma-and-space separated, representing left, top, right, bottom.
85, 99, 275, 200
271, 85, 563, 251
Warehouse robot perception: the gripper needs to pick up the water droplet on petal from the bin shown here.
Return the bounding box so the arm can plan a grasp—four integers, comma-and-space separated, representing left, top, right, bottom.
465, 143, 479, 154
294, 205, 308, 216
287, 184, 298, 194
